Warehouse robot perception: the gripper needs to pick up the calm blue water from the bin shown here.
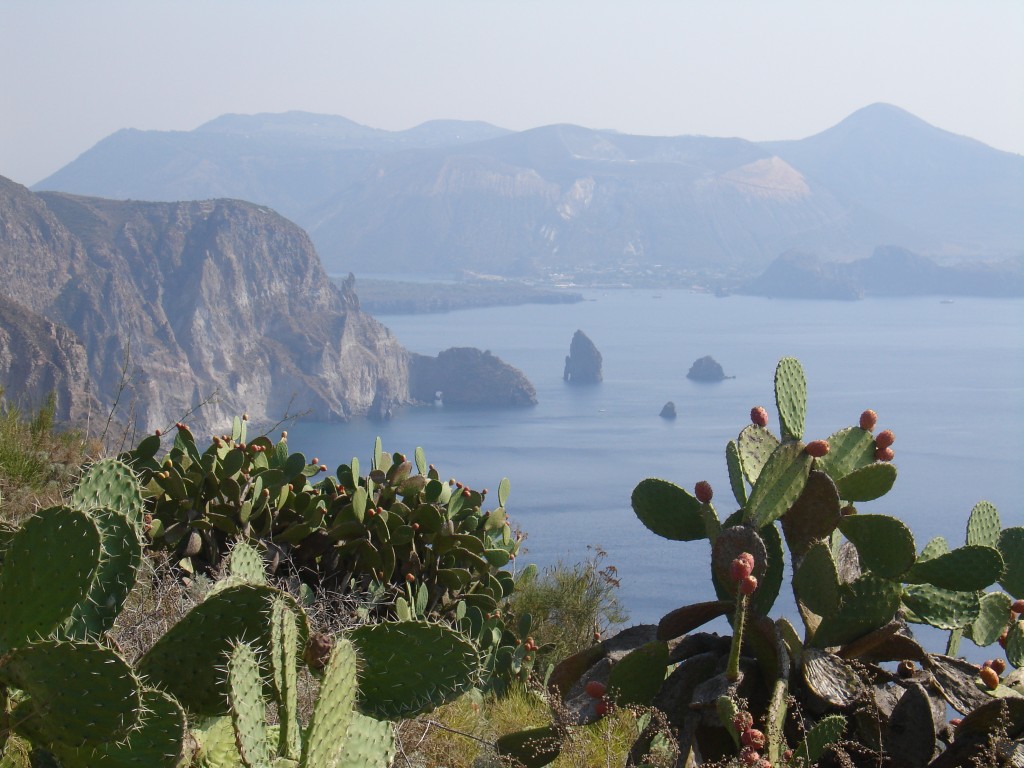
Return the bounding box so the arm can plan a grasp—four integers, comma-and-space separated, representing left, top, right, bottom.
287, 290, 1023, 656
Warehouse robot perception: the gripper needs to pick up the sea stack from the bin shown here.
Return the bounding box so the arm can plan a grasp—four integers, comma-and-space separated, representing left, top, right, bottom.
660, 401, 677, 419
686, 356, 728, 382
563, 330, 603, 384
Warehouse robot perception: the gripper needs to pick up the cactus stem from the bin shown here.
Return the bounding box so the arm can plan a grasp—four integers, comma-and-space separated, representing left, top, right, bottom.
946, 626, 963, 657
727, 594, 747, 682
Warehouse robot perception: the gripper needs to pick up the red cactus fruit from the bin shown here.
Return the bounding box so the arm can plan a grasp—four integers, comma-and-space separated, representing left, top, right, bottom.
732, 710, 754, 733
741, 728, 766, 749
1012, 599, 1024, 614
585, 680, 607, 698
783, 750, 794, 762
739, 746, 760, 765
405, 573, 415, 582
750, 406, 769, 427
730, 556, 754, 583
303, 633, 333, 670
804, 440, 830, 457
859, 409, 878, 431
875, 429, 895, 449
694, 480, 713, 504
739, 575, 759, 595
595, 699, 609, 716
154, 428, 162, 437
990, 658, 1007, 675
875, 446, 895, 462
979, 666, 1000, 689
999, 629, 1009, 648
949, 718, 962, 727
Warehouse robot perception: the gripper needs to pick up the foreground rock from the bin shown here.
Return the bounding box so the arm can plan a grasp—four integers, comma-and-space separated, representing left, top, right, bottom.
563, 330, 602, 384
686, 356, 729, 382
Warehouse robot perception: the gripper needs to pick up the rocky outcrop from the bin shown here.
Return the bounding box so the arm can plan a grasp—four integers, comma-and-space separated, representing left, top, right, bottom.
563, 330, 602, 384
409, 348, 537, 407
659, 401, 677, 419
686, 356, 729, 382
0, 176, 534, 433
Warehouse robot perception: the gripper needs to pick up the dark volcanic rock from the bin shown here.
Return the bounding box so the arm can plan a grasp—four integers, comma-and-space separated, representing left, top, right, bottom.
563, 330, 602, 384
686, 356, 728, 382
409, 348, 537, 407
659, 401, 677, 419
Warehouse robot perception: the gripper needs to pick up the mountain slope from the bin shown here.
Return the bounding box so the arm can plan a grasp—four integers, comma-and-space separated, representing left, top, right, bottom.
34, 106, 1024, 277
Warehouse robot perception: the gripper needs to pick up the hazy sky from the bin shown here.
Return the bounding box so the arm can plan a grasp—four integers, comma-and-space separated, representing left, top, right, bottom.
1, 1, 1021, 187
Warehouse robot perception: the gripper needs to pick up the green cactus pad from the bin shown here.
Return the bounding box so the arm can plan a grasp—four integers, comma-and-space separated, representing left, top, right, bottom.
753, 521, 785, 616
270, 598, 301, 760
744, 441, 813, 528
902, 585, 981, 630
736, 424, 779, 486
834, 462, 897, 502
774, 357, 807, 441
607, 640, 669, 707
495, 725, 562, 768
838, 514, 916, 579
967, 591, 1014, 647
817, 427, 875, 484
333, 712, 396, 768
63, 508, 142, 640
70, 458, 145, 525
630, 478, 705, 541
0, 506, 101, 651
725, 440, 748, 506
656, 600, 733, 642
226, 643, 270, 768
228, 541, 267, 585
965, 501, 1001, 548
919, 536, 949, 562
1007, 620, 1024, 668
138, 584, 306, 715
792, 713, 847, 767
349, 621, 479, 720
0, 639, 142, 747
192, 716, 242, 768
794, 541, 840, 618
998, 527, 1024, 597
812, 574, 901, 648
51, 689, 187, 768
903, 545, 1004, 592
781, 470, 842, 558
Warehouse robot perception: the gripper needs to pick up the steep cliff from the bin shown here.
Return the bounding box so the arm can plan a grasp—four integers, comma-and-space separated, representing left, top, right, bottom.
0, 176, 534, 432
563, 329, 603, 384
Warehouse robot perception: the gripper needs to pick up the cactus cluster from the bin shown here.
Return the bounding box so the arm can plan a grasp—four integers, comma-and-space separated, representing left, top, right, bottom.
499, 357, 1024, 767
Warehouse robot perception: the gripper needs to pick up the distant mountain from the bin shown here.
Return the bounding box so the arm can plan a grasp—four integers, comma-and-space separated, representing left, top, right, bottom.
35, 105, 1024, 278
739, 245, 1024, 299
0, 176, 535, 431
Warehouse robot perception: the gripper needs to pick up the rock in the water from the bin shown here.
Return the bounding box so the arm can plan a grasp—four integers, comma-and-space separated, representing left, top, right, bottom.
660, 401, 677, 419
686, 356, 728, 382
410, 348, 537, 407
563, 330, 602, 384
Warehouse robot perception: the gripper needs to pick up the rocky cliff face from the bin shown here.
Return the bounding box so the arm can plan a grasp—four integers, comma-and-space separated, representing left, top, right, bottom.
0, 176, 534, 432
563, 330, 602, 384
409, 348, 537, 407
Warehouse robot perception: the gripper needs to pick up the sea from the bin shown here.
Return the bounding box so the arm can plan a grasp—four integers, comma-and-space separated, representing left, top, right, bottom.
287, 289, 1023, 659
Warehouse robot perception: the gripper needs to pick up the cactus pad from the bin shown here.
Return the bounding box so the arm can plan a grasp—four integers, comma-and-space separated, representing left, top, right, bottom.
966, 591, 1013, 647
349, 621, 479, 720
838, 513, 916, 579
903, 545, 1004, 592
70, 458, 145, 525
813, 574, 901, 647
726, 440, 747, 506
998, 527, 1024, 597
753, 521, 785, 616
0, 639, 142, 746
607, 640, 668, 707
270, 597, 300, 760
793, 541, 840, 618
774, 357, 807, 441
744, 441, 813, 528
495, 725, 562, 768
63, 508, 142, 640
817, 427, 875, 484
834, 462, 897, 502
792, 713, 847, 767
965, 500, 1001, 548
902, 585, 981, 630
711, 524, 767, 597
227, 540, 267, 586
737, 424, 780, 486
226, 642, 270, 768
781, 470, 842, 558
0, 506, 101, 651
1007, 620, 1024, 669
138, 584, 305, 715
630, 478, 706, 541
333, 712, 396, 768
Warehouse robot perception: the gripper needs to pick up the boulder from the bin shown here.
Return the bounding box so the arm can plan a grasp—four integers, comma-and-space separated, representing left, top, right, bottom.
660, 401, 677, 419
563, 330, 603, 384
